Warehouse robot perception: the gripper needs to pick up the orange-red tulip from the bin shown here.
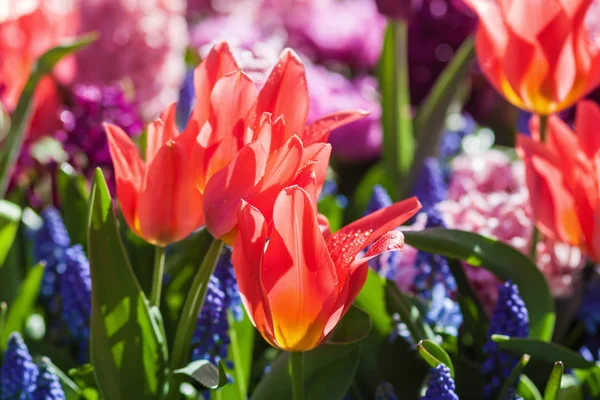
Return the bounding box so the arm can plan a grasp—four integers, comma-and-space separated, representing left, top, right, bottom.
105, 104, 204, 247
464, 0, 600, 115
517, 100, 600, 261
232, 185, 421, 351
186, 42, 367, 243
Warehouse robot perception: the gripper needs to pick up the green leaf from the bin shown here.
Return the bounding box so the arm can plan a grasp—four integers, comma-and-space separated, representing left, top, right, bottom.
492, 336, 595, 369
216, 311, 255, 400
544, 362, 564, 400
87, 169, 168, 400
69, 364, 100, 400
57, 163, 89, 247
385, 279, 436, 342
251, 343, 361, 400
174, 360, 228, 390
167, 239, 225, 400
318, 195, 344, 233
378, 21, 414, 199
409, 36, 475, 191
0, 301, 6, 339
519, 375, 544, 400
41, 359, 82, 400
330, 305, 372, 345
417, 340, 455, 377
404, 228, 555, 341
0, 34, 97, 196
0, 263, 43, 350
354, 270, 392, 337
0, 200, 22, 267
498, 354, 530, 400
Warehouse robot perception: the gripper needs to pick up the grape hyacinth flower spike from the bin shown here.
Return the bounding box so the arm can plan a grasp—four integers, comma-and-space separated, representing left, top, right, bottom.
482, 281, 529, 399
375, 381, 398, 399
31, 358, 65, 400
0, 333, 39, 400
420, 364, 459, 400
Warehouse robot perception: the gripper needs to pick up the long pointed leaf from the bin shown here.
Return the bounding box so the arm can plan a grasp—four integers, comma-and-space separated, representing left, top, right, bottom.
543, 362, 564, 400
87, 168, 168, 400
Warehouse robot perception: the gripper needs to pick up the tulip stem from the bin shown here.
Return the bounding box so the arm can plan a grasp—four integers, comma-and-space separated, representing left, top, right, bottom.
289, 352, 305, 400
150, 246, 166, 307
529, 115, 548, 260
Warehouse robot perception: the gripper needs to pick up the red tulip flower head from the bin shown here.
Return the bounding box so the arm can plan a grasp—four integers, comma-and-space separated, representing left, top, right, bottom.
105, 105, 204, 247
464, 0, 600, 115
518, 100, 600, 261
186, 42, 367, 244
233, 184, 421, 351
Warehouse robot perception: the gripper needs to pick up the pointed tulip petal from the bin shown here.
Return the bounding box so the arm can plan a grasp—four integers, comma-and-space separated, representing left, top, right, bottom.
576, 100, 600, 159
254, 49, 309, 141
302, 110, 369, 145
146, 103, 178, 164
261, 186, 338, 351
192, 41, 240, 127
326, 197, 421, 271
233, 201, 276, 345
203, 141, 268, 239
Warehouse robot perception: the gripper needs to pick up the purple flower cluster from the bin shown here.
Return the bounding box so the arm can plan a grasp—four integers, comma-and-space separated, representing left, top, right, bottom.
192, 248, 242, 369
420, 364, 459, 400
32, 208, 91, 362
0, 334, 65, 400
481, 282, 529, 399
56, 84, 142, 191
375, 381, 398, 399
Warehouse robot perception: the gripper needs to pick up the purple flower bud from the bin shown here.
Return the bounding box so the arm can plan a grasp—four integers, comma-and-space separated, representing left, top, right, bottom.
375, 0, 423, 20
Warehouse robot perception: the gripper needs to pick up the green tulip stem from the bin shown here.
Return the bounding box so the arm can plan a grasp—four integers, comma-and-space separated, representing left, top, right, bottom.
289, 352, 305, 400
150, 245, 166, 308
529, 114, 548, 260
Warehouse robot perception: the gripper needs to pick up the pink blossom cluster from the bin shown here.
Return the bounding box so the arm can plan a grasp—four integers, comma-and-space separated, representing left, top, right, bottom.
440, 150, 584, 310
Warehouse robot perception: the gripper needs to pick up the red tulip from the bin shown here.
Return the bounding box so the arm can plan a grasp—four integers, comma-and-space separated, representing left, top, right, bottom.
187, 42, 368, 243
517, 100, 600, 260
105, 104, 205, 247
232, 185, 421, 351
463, 0, 600, 115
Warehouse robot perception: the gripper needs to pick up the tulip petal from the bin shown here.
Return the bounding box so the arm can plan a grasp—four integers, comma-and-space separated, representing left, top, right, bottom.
203, 141, 268, 239
146, 103, 178, 164
299, 142, 332, 199
326, 197, 422, 271
137, 140, 205, 246
104, 123, 145, 236
233, 201, 276, 345
192, 41, 240, 127
576, 100, 600, 159
302, 110, 369, 146
254, 49, 309, 141
261, 186, 338, 351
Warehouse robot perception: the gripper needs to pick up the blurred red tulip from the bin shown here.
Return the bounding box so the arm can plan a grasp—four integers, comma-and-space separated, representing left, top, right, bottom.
518, 100, 600, 261
233, 185, 421, 351
464, 0, 600, 115
187, 42, 367, 243
105, 104, 205, 247
0, 0, 77, 137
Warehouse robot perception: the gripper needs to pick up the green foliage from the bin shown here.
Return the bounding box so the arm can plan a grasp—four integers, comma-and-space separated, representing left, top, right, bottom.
417, 340, 455, 377
174, 360, 228, 390
544, 362, 564, 400
498, 354, 530, 400
87, 169, 168, 399
57, 163, 89, 247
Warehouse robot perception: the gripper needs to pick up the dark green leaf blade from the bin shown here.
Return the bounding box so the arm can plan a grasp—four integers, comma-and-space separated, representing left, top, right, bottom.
519, 375, 544, 400
0, 34, 97, 196
57, 163, 89, 247
87, 169, 168, 400
251, 343, 361, 400
492, 335, 594, 369
498, 354, 530, 400
330, 305, 372, 345
543, 362, 564, 400
0, 200, 22, 267
0, 263, 43, 350
385, 278, 436, 342
404, 228, 555, 341
417, 340, 455, 377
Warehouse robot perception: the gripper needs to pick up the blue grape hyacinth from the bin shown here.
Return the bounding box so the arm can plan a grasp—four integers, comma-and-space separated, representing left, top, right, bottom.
33, 208, 71, 308
59, 245, 92, 362
420, 364, 459, 400
413, 209, 456, 300
482, 281, 529, 399
31, 358, 65, 400
0, 333, 39, 400
375, 381, 398, 399
425, 284, 463, 337
413, 158, 448, 211
192, 248, 242, 369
